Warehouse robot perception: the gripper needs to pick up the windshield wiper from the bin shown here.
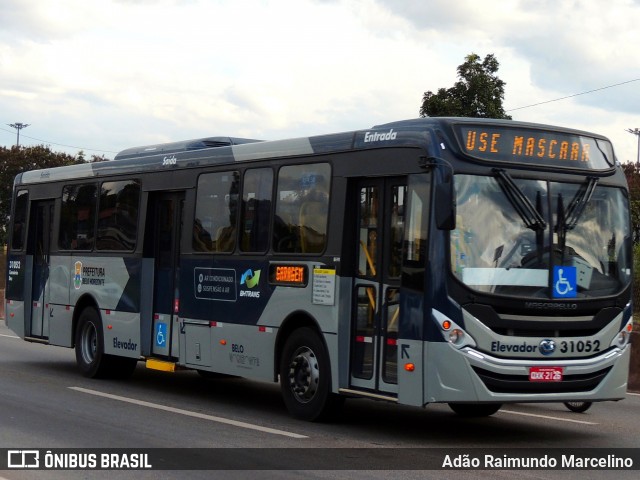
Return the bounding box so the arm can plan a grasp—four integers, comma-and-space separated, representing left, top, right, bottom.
555, 176, 598, 256
493, 168, 547, 231
555, 176, 599, 256
564, 177, 599, 230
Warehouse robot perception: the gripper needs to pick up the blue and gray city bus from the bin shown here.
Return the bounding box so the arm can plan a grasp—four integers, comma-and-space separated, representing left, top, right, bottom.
5, 117, 633, 420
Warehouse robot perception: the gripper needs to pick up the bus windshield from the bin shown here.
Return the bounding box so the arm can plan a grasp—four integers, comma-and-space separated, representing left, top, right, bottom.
451, 173, 631, 299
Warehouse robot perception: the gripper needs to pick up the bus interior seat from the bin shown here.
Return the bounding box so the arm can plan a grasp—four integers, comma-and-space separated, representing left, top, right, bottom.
299, 200, 327, 253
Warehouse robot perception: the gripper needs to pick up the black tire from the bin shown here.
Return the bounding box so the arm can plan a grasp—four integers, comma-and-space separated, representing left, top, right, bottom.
563, 401, 592, 413
448, 403, 502, 417
279, 327, 343, 422
74, 307, 137, 379
75, 307, 108, 378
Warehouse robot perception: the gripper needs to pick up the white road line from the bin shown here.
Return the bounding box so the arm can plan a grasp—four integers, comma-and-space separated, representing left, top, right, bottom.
69, 386, 308, 439
0, 333, 19, 339
498, 409, 598, 425
627, 392, 640, 397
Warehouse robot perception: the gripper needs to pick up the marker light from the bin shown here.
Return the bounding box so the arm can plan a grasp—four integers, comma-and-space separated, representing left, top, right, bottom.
441, 320, 452, 331
220, 339, 227, 346
404, 363, 415, 372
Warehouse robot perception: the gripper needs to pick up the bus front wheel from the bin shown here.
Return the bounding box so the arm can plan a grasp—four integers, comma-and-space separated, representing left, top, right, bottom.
279, 327, 343, 422
448, 403, 502, 417
563, 401, 592, 413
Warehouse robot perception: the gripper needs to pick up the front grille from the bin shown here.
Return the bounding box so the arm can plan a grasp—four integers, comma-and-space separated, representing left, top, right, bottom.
463, 304, 621, 338
472, 366, 612, 394
489, 326, 603, 337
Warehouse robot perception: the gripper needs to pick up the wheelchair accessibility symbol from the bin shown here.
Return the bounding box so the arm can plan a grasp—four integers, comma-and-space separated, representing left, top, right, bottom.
155, 322, 167, 348
553, 266, 577, 298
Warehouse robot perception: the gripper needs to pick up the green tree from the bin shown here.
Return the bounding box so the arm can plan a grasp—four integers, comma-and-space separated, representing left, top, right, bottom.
623, 162, 640, 244
420, 53, 512, 119
74, 151, 109, 163
622, 163, 640, 324
0, 145, 80, 244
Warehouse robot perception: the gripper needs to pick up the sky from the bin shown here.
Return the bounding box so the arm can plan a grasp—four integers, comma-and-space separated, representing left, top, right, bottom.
1, 0, 640, 163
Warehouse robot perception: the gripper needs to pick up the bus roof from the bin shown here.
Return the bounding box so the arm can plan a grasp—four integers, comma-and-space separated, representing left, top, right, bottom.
113, 136, 263, 160
15, 117, 616, 185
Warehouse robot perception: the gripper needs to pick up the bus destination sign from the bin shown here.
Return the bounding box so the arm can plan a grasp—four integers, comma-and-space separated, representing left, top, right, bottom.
269, 264, 308, 287
455, 125, 613, 170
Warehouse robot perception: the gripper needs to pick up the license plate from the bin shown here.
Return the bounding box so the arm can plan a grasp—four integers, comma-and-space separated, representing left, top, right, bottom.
529, 366, 563, 382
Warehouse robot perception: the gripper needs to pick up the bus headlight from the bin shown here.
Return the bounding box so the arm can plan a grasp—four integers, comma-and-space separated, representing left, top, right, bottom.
433, 310, 476, 349
449, 328, 465, 345
611, 320, 633, 349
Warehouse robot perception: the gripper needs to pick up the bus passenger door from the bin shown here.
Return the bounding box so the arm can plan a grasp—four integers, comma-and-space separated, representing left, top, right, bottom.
148, 191, 184, 359
350, 177, 406, 394
28, 200, 54, 339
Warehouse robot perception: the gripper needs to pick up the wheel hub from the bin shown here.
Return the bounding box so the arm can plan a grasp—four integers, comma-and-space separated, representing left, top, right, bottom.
288, 347, 320, 403
80, 323, 97, 365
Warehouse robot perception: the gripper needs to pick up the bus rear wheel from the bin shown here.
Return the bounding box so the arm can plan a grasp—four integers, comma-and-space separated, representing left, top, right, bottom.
75, 307, 106, 378
279, 327, 343, 422
75, 307, 137, 379
448, 403, 502, 417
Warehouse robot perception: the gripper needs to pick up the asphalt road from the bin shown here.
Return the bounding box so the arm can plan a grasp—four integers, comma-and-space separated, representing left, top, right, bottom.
1, 319, 639, 479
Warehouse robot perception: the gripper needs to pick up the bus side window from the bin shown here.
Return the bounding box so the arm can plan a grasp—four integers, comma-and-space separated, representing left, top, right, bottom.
59, 183, 97, 251
299, 193, 328, 253
240, 168, 273, 253
273, 163, 330, 254
193, 171, 239, 253
10, 190, 29, 251
96, 180, 140, 251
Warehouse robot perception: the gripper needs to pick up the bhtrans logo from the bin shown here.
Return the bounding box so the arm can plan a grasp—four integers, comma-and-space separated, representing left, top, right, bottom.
363, 128, 397, 143
239, 269, 261, 298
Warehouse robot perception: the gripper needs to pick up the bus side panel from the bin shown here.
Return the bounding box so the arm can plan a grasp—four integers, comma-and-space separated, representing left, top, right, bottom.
336, 276, 353, 391
69, 256, 139, 312
47, 254, 72, 346
179, 320, 275, 380
65, 255, 142, 357
397, 339, 424, 406
208, 322, 273, 378
8, 256, 33, 338
139, 257, 155, 357
5, 253, 27, 338
49, 255, 70, 307
5, 300, 25, 338
257, 270, 342, 387
102, 310, 141, 358
180, 264, 341, 383
48, 303, 74, 347
425, 342, 480, 402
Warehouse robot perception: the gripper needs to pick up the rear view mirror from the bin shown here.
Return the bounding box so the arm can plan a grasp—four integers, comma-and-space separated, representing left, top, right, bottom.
435, 174, 455, 230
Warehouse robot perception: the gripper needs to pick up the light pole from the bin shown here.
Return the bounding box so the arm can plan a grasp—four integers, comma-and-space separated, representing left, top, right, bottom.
7, 122, 30, 147
626, 128, 640, 166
